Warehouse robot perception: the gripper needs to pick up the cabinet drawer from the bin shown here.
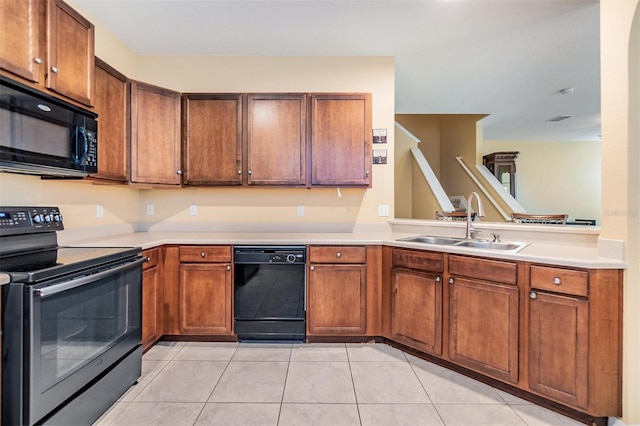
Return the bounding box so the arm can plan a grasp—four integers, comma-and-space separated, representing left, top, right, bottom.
309, 246, 366, 264
141, 248, 160, 270
179, 246, 231, 263
392, 249, 444, 273
530, 265, 588, 297
449, 255, 517, 285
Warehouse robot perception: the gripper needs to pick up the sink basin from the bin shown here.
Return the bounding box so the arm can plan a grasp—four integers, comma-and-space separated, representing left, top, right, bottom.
397, 235, 530, 253
454, 240, 529, 252
398, 236, 463, 245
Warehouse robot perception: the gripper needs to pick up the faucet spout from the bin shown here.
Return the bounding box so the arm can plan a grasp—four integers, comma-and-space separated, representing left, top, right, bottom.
466, 192, 485, 239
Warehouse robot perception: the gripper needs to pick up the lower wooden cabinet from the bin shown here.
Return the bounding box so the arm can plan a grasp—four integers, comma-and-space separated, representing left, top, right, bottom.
389, 248, 444, 355
528, 291, 588, 408
141, 248, 163, 351
307, 246, 367, 335
448, 276, 519, 383
391, 268, 442, 355
178, 246, 233, 335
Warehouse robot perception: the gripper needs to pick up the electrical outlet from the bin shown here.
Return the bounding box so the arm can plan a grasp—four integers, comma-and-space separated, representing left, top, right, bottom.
378, 204, 390, 217
189, 204, 197, 216
297, 205, 304, 216
146, 204, 154, 215
96, 205, 104, 219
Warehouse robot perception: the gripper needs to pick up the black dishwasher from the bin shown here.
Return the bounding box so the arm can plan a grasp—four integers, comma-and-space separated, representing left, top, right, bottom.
233, 246, 306, 341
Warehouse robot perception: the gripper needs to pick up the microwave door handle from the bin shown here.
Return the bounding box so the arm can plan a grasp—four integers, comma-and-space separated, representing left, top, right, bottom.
34, 257, 146, 298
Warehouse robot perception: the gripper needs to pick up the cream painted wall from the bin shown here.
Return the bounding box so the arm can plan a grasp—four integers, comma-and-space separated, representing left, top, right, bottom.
482, 140, 601, 222
132, 55, 395, 228
601, 1, 640, 424
0, 173, 140, 230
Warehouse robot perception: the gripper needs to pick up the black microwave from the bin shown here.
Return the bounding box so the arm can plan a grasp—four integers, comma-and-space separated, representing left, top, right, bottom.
0, 76, 97, 177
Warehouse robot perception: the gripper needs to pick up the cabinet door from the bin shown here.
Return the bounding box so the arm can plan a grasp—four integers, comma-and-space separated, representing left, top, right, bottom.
46, 0, 94, 106
307, 264, 366, 335
0, 0, 43, 82
142, 265, 162, 351
183, 94, 243, 186
391, 267, 442, 355
131, 81, 182, 185
310, 93, 372, 187
247, 94, 306, 185
91, 58, 128, 182
449, 276, 519, 383
179, 263, 232, 334
528, 291, 588, 409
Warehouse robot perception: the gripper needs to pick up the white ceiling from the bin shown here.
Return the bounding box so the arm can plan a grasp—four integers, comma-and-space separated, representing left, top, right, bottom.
74, 0, 601, 141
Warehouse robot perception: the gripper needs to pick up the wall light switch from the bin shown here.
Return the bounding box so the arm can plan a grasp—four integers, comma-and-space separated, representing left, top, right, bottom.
378, 204, 390, 217
146, 204, 154, 215
189, 204, 197, 216
297, 205, 304, 216
96, 204, 104, 219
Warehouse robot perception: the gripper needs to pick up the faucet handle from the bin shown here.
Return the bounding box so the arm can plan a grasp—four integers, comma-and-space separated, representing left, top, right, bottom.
489, 232, 501, 242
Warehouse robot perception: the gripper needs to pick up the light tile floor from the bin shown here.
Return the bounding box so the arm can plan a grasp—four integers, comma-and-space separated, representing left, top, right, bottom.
95, 342, 586, 426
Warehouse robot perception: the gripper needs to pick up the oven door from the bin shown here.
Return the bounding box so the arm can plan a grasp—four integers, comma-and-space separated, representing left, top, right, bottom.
24, 257, 144, 425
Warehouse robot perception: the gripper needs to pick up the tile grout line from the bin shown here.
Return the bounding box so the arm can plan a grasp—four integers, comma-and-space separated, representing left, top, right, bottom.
190, 343, 241, 425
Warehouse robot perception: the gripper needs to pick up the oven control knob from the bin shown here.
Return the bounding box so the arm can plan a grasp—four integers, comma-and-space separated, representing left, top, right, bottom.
286, 254, 296, 263
32, 213, 44, 223
44, 214, 53, 222
53, 213, 62, 222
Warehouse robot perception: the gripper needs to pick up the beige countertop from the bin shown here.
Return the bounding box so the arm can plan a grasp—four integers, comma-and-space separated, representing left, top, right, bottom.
66, 230, 627, 269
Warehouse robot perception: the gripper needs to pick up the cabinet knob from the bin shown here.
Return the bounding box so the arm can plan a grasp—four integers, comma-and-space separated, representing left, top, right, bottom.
310, 265, 315, 271
200, 252, 206, 258
435, 276, 441, 282
248, 170, 252, 175
448, 277, 454, 284
51, 66, 58, 73
366, 170, 370, 177
34, 57, 42, 64
145, 257, 151, 262
553, 277, 562, 285
530, 291, 538, 299
226, 265, 231, 271
237, 170, 242, 175
336, 252, 341, 258
177, 170, 183, 175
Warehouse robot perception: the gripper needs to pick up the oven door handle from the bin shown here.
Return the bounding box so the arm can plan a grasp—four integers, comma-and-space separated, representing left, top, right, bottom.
34, 257, 146, 298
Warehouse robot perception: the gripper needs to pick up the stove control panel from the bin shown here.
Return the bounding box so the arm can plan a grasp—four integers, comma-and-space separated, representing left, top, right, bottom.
0, 206, 64, 236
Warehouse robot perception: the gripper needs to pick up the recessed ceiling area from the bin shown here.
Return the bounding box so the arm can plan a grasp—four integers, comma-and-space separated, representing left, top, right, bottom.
72, 0, 601, 142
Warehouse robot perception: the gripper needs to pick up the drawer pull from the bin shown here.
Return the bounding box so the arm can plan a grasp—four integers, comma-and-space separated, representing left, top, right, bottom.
146, 257, 151, 262
200, 252, 206, 258
553, 277, 562, 285
530, 291, 538, 299
336, 252, 341, 258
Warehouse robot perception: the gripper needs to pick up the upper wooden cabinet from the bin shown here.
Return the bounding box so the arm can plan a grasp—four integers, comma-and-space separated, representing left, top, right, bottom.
0, 0, 42, 83
310, 93, 372, 187
247, 94, 307, 186
182, 93, 307, 186
0, 0, 95, 106
90, 58, 128, 182
182, 94, 243, 186
130, 81, 182, 185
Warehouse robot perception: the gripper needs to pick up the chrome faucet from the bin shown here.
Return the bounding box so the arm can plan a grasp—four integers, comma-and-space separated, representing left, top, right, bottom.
466, 192, 485, 239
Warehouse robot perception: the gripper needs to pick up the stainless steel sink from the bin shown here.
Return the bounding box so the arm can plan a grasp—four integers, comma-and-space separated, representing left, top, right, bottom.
397, 235, 529, 253
397, 236, 463, 245
454, 240, 529, 252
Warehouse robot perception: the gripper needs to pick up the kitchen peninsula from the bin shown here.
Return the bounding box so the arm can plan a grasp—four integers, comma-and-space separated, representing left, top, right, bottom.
62, 219, 625, 426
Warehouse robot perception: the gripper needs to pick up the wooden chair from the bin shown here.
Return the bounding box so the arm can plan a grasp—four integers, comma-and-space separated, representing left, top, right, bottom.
436, 211, 476, 221
510, 213, 568, 225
